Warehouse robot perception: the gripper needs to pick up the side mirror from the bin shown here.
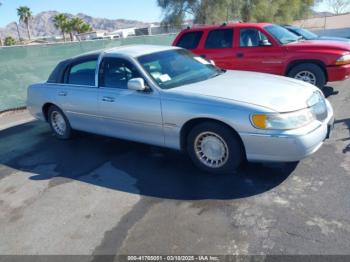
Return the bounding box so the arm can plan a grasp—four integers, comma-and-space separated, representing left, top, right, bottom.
128, 78, 146, 91
259, 39, 272, 46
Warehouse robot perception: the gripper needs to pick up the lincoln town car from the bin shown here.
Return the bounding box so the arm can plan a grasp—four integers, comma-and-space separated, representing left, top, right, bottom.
27, 45, 334, 174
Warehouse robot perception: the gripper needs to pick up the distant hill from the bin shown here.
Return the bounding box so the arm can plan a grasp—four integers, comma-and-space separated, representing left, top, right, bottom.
311, 10, 334, 17
0, 11, 153, 39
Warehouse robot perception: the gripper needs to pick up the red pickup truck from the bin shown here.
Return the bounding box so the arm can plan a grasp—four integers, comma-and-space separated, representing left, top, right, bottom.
173, 23, 350, 88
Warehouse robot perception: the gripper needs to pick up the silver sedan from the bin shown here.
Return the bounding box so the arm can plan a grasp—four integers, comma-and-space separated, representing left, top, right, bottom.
27, 45, 334, 174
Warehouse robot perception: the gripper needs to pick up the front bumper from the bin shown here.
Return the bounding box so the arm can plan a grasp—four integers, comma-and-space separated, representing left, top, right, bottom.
240, 101, 334, 162
327, 64, 350, 82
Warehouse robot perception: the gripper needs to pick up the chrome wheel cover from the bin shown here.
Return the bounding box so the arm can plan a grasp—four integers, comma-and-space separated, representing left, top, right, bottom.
194, 131, 229, 168
294, 71, 317, 85
51, 111, 66, 136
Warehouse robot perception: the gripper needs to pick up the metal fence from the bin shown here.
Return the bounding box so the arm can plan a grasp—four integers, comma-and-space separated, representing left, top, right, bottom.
0, 33, 177, 112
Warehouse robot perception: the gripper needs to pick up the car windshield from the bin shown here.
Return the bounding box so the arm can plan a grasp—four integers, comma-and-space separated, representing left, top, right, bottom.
264, 24, 300, 44
291, 27, 318, 40
137, 49, 224, 89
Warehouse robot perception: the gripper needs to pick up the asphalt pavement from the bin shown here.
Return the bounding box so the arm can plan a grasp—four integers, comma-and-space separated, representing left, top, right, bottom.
0, 80, 350, 257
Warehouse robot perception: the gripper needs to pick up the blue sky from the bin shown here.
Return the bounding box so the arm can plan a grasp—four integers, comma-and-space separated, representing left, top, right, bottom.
0, 0, 332, 27
0, 0, 163, 26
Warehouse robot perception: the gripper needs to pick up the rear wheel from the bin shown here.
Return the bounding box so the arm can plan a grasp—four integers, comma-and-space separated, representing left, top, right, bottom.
187, 122, 244, 174
287, 63, 326, 88
48, 105, 72, 140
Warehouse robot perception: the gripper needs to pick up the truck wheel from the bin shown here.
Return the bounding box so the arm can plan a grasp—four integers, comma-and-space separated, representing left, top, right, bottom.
187, 122, 244, 174
48, 105, 72, 140
288, 63, 326, 88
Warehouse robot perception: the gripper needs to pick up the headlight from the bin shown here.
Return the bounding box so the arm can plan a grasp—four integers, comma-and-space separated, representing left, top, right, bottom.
335, 53, 350, 65
251, 109, 315, 130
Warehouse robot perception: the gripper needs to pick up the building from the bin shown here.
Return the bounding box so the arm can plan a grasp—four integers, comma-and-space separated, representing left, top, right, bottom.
76, 30, 108, 41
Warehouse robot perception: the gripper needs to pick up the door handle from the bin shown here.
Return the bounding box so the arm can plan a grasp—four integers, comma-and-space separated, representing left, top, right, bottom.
102, 96, 115, 102
236, 52, 244, 58
58, 91, 67, 96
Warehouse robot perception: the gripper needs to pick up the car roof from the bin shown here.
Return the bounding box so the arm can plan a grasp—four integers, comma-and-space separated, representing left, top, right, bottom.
73, 45, 179, 60
182, 22, 272, 31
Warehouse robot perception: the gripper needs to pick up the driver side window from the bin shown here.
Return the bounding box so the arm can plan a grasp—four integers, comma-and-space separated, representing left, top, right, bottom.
99, 58, 142, 89
240, 28, 268, 47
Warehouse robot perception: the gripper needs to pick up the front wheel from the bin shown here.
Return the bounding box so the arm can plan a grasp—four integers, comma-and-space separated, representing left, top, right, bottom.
48, 105, 72, 140
187, 122, 244, 174
287, 63, 326, 88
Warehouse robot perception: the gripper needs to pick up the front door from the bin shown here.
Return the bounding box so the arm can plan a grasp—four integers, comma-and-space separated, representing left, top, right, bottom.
97, 57, 164, 147
235, 28, 286, 75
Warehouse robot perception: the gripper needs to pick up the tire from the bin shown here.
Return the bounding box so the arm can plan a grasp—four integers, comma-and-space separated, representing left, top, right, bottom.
47, 105, 72, 140
287, 63, 326, 88
187, 122, 244, 174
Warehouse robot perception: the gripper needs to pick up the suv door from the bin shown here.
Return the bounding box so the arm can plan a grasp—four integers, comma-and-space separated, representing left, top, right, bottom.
235, 28, 286, 75
196, 28, 237, 69
97, 57, 164, 146
54, 57, 100, 133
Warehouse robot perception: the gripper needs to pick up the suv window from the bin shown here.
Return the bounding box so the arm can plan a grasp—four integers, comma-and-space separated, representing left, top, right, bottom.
99, 58, 141, 89
176, 31, 203, 49
240, 28, 268, 47
205, 29, 233, 49
66, 60, 97, 86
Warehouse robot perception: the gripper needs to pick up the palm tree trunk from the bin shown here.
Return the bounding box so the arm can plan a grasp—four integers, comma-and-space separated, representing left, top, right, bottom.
26, 22, 31, 40
62, 30, 66, 42
69, 32, 73, 41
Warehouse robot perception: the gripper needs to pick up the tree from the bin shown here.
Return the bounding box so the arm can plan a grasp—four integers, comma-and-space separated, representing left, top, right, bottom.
4, 36, 16, 46
326, 0, 350, 14
53, 14, 68, 42
158, 0, 317, 26
17, 6, 32, 40
67, 17, 85, 41
157, 0, 199, 27
77, 23, 93, 34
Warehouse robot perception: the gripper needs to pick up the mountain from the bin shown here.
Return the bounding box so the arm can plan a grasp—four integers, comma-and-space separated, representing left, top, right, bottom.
0, 11, 153, 39
311, 11, 334, 17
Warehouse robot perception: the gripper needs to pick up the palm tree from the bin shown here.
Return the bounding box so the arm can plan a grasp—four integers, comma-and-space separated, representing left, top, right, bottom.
77, 23, 93, 34
66, 17, 84, 41
53, 14, 68, 42
17, 6, 32, 40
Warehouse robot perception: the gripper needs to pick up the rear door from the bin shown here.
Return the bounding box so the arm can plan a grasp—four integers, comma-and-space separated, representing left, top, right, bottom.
235, 27, 286, 75
54, 56, 101, 133
199, 28, 237, 69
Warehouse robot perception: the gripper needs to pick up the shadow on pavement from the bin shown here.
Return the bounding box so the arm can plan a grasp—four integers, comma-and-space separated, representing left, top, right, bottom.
335, 118, 350, 154
0, 121, 297, 200
322, 85, 339, 98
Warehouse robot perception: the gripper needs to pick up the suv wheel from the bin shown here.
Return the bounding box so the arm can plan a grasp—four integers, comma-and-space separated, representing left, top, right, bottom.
288, 63, 326, 88
187, 122, 244, 174
48, 105, 72, 140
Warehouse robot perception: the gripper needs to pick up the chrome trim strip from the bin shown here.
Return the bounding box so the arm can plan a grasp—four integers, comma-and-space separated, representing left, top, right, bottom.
66, 111, 162, 127
240, 132, 290, 138
46, 83, 98, 88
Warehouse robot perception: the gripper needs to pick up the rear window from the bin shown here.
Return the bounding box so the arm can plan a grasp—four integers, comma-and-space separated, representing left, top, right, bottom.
66, 60, 97, 86
205, 29, 233, 49
176, 31, 203, 49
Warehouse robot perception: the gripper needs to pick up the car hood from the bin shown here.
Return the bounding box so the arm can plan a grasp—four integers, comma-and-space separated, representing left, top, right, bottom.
285, 39, 350, 51
169, 70, 318, 112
